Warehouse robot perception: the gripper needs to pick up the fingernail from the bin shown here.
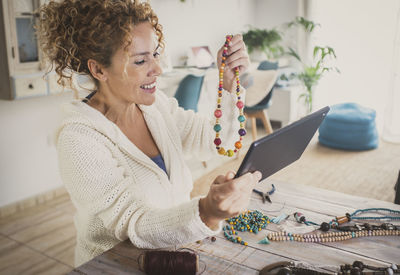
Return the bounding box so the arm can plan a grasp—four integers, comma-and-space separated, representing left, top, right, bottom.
226, 171, 235, 179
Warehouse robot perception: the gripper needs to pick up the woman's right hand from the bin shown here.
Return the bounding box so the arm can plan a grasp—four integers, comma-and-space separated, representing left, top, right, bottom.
199, 170, 262, 230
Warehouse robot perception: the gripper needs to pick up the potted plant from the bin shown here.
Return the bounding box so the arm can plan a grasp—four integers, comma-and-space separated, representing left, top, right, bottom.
286, 17, 339, 113
243, 26, 284, 61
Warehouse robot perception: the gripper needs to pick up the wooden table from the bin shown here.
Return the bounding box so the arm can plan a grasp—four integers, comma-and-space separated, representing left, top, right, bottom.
70, 180, 400, 274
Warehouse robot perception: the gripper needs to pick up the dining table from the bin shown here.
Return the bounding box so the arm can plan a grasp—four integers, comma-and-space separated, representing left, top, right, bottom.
69, 179, 400, 274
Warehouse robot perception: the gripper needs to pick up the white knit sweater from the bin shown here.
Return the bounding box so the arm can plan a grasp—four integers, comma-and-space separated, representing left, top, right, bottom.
56, 89, 244, 267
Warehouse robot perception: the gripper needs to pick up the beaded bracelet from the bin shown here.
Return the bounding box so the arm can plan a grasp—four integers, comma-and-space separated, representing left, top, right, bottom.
214, 35, 246, 157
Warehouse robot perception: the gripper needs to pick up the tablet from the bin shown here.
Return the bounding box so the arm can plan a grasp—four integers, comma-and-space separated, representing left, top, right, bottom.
235, 106, 330, 181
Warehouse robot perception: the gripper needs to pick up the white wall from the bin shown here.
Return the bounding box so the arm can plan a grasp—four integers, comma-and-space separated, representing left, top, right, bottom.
151, 0, 256, 67
0, 0, 258, 208
308, 0, 400, 131
254, 0, 299, 28
0, 94, 70, 207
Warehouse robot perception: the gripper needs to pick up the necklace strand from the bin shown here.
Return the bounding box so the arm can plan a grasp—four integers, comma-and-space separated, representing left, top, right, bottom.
266, 228, 400, 243
214, 35, 246, 157
293, 208, 400, 232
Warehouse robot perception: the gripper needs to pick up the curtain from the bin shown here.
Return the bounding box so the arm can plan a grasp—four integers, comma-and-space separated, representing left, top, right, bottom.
382, 3, 400, 143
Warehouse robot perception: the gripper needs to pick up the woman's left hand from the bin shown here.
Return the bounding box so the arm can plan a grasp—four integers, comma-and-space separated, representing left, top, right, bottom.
216, 34, 250, 92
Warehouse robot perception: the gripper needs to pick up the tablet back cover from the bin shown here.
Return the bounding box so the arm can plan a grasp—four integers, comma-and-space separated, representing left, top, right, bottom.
236, 106, 330, 181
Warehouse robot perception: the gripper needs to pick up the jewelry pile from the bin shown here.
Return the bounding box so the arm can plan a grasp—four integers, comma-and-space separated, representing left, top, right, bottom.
223, 210, 270, 245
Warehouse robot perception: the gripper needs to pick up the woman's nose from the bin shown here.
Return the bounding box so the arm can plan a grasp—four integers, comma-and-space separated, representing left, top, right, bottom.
149, 59, 162, 77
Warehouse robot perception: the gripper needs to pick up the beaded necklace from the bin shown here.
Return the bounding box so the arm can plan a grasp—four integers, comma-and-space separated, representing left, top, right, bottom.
262, 208, 400, 244
265, 226, 400, 243
325, 208, 400, 232
294, 208, 400, 232
213, 35, 246, 157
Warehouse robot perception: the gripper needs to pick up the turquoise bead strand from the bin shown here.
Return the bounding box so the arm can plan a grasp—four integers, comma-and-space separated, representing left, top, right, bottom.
223, 210, 270, 246
350, 208, 400, 221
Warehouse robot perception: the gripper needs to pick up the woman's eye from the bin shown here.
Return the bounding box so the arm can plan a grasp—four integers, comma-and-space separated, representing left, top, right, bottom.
135, 60, 145, 65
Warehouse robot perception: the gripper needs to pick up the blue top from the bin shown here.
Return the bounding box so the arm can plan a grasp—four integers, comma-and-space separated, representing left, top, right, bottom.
150, 154, 167, 174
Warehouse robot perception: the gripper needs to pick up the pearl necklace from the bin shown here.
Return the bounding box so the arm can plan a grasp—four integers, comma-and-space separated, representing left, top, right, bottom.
213, 35, 246, 157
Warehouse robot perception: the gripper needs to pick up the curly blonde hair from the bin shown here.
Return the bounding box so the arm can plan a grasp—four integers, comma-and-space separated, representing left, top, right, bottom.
36, 0, 163, 96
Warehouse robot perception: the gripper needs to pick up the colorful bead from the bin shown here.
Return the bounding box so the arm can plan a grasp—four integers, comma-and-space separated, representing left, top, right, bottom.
238, 128, 246, 136
236, 101, 244, 109
214, 109, 222, 118
214, 35, 246, 157
214, 124, 222, 132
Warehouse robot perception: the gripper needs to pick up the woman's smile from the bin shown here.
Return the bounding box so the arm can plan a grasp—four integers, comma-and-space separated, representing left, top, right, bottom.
140, 81, 157, 94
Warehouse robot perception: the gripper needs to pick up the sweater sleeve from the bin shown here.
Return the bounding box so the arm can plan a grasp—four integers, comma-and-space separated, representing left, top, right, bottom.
57, 125, 220, 249
158, 88, 246, 160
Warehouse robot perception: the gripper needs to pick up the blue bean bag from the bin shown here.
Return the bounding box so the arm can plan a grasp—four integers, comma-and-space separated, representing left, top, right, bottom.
318, 103, 379, 150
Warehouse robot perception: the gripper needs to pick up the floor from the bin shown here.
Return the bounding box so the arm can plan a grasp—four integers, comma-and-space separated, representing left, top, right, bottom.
0, 195, 75, 274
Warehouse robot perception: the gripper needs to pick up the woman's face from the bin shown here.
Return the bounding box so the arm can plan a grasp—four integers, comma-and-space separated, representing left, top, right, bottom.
102, 22, 162, 105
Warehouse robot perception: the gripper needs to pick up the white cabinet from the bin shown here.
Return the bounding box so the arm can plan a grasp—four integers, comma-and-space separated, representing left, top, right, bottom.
268, 85, 303, 126
0, 0, 61, 100
11, 72, 47, 98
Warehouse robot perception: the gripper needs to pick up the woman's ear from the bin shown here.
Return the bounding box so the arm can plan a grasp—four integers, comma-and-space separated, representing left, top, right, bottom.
87, 59, 108, 82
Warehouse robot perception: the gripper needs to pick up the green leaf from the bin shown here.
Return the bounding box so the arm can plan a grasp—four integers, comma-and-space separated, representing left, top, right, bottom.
242, 26, 284, 58
327, 47, 337, 58
287, 47, 301, 61
315, 60, 321, 71
285, 18, 339, 96
288, 17, 321, 33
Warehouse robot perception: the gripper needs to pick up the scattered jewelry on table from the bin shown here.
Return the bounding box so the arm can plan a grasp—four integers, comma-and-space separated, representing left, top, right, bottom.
341, 261, 399, 275
264, 208, 400, 244
292, 208, 400, 232
259, 260, 400, 275
223, 210, 270, 245
223, 207, 400, 246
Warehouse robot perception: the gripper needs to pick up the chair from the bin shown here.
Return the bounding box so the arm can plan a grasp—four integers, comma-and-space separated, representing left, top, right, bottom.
174, 74, 204, 112
395, 170, 400, 205
244, 61, 279, 141
174, 74, 207, 167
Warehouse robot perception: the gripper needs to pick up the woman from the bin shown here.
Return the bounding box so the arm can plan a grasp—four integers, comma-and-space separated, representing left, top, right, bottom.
38, 0, 261, 267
